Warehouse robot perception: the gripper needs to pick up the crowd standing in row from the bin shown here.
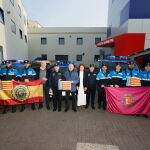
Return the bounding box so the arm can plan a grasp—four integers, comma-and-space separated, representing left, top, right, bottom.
0, 60, 150, 115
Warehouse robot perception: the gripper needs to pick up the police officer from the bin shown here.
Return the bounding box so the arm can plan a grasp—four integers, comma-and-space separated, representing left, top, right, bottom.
20, 60, 37, 112
96, 64, 109, 110
125, 61, 139, 86
109, 63, 126, 88
140, 62, 150, 87
0, 60, 19, 114
49, 63, 64, 112
139, 62, 150, 118
86, 64, 97, 109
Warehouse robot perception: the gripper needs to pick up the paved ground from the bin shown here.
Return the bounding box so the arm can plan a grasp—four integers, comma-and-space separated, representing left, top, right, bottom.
0, 103, 150, 150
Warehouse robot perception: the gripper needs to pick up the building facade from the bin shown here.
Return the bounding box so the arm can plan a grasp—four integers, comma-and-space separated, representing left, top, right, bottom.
0, 0, 28, 62
97, 0, 150, 66
28, 27, 107, 67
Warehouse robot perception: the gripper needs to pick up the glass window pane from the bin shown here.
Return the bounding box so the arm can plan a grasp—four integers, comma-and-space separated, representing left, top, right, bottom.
59, 38, 65, 45
77, 38, 83, 45
41, 38, 47, 45
95, 37, 101, 44
0, 8, 4, 24
11, 20, 16, 34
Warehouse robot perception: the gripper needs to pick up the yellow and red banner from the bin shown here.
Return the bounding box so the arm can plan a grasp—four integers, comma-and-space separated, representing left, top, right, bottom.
0, 80, 43, 105
1, 81, 13, 90
58, 80, 71, 90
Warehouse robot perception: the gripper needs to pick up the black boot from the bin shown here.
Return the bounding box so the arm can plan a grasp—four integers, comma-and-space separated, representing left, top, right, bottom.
20, 105, 25, 112
12, 105, 16, 113
31, 103, 36, 110
38, 103, 43, 110
2, 106, 8, 114
85, 105, 89, 109
46, 105, 50, 110
143, 115, 149, 118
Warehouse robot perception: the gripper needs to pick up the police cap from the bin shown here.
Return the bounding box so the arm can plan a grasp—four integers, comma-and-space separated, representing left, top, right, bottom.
128, 61, 134, 65
54, 63, 59, 67
5, 60, 11, 64
101, 63, 107, 67
24, 60, 30, 64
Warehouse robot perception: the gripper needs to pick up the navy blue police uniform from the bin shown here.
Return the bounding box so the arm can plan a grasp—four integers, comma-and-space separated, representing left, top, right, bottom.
86, 64, 97, 109
49, 64, 64, 111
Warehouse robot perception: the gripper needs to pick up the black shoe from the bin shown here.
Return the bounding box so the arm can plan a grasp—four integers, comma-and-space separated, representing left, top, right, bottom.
12, 109, 16, 113
143, 115, 149, 118
92, 106, 95, 110
20, 105, 25, 112
64, 109, 68, 112
31, 104, 36, 110
58, 109, 61, 112
53, 108, 56, 112
12, 106, 16, 113
2, 107, 7, 114
103, 107, 106, 110
46, 106, 50, 110
85, 105, 88, 109
98, 105, 101, 109
38, 103, 43, 110
73, 109, 77, 112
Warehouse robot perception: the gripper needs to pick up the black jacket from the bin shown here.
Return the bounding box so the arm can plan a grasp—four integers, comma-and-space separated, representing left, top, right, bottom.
87, 71, 97, 89
49, 71, 64, 90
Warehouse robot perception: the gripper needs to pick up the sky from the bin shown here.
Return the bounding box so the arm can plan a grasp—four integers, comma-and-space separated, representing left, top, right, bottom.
23, 0, 109, 27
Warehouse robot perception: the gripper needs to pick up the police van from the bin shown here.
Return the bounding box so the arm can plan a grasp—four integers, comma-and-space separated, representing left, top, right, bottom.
99, 56, 141, 72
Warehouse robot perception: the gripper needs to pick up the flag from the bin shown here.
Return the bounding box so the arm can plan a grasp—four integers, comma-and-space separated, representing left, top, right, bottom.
105, 87, 150, 114
0, 80, 43, 105
130, 77, 141, 86
1, 81, 13, 90
126, 77, 141, 87
58, 80, 71, 90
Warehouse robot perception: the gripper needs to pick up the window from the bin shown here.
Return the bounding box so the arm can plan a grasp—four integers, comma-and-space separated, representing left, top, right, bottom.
0, 8, 4, 24
95, 37, 101, 44
25, 35, 27, 43
18, 5, 21, 17
10, 0, 14, 6
41, 54, 47, 60
41, 38, 47, 45
11, 20, 16, 34
76, 55, 82, 61
59, 38, 65, 45
77, 38, 83, 45
19, 29, 23, 39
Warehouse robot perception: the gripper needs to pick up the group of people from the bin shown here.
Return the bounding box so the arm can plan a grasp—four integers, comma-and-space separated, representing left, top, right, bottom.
0, 60, 150, 115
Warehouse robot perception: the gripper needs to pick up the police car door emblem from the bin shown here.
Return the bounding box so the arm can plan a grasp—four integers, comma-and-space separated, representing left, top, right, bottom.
12, 85, 30, 101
